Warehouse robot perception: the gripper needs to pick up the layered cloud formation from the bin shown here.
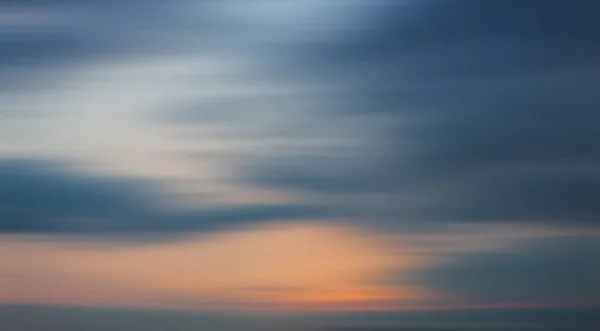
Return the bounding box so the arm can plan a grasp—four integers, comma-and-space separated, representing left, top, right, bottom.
1, 0, 599, 317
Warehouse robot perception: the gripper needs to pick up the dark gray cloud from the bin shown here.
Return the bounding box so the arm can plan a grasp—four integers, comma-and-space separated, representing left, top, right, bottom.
305, 0, 600, 72
0, 0, 219, 88
0, 159, 325, 236
0, 159, 157, 233
243, 0, 600, 225
413, 236, 600, 306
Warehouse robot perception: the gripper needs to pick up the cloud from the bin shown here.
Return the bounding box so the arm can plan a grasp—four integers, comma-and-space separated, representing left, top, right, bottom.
0, 159, 325, 236
240, 0, 600, 225
413, 236, 600, 306
306, 0, 600, 71
0, 159, 156, 233
0, 0, 224, 89
3, 0, 600, 233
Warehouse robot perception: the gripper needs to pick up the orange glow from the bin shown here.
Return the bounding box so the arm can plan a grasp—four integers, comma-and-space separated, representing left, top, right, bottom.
0, 222, 433, 311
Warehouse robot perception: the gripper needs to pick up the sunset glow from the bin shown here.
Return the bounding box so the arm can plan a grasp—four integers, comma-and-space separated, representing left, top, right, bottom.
0, 222, 434, 311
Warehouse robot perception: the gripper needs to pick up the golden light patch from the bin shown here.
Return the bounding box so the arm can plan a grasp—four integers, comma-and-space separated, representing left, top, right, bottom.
0, 222, 431, 311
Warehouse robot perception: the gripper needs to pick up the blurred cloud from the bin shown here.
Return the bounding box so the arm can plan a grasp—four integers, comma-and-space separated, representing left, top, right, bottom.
1, 0, 599, 318
415, 236, 600, 307
0, 0, 597, 239
0, 159, 326, 236
237, 0, 600, 226
0, 158, 157, 234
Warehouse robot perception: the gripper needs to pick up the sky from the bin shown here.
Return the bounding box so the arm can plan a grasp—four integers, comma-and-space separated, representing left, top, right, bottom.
1, 0, 600, 330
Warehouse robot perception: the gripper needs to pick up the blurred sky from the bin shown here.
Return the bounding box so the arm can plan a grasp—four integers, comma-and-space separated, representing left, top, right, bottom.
1, 0, 600, 329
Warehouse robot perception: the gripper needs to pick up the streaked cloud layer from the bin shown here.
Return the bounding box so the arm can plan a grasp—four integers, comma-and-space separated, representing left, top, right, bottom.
1, 0, 599, 328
